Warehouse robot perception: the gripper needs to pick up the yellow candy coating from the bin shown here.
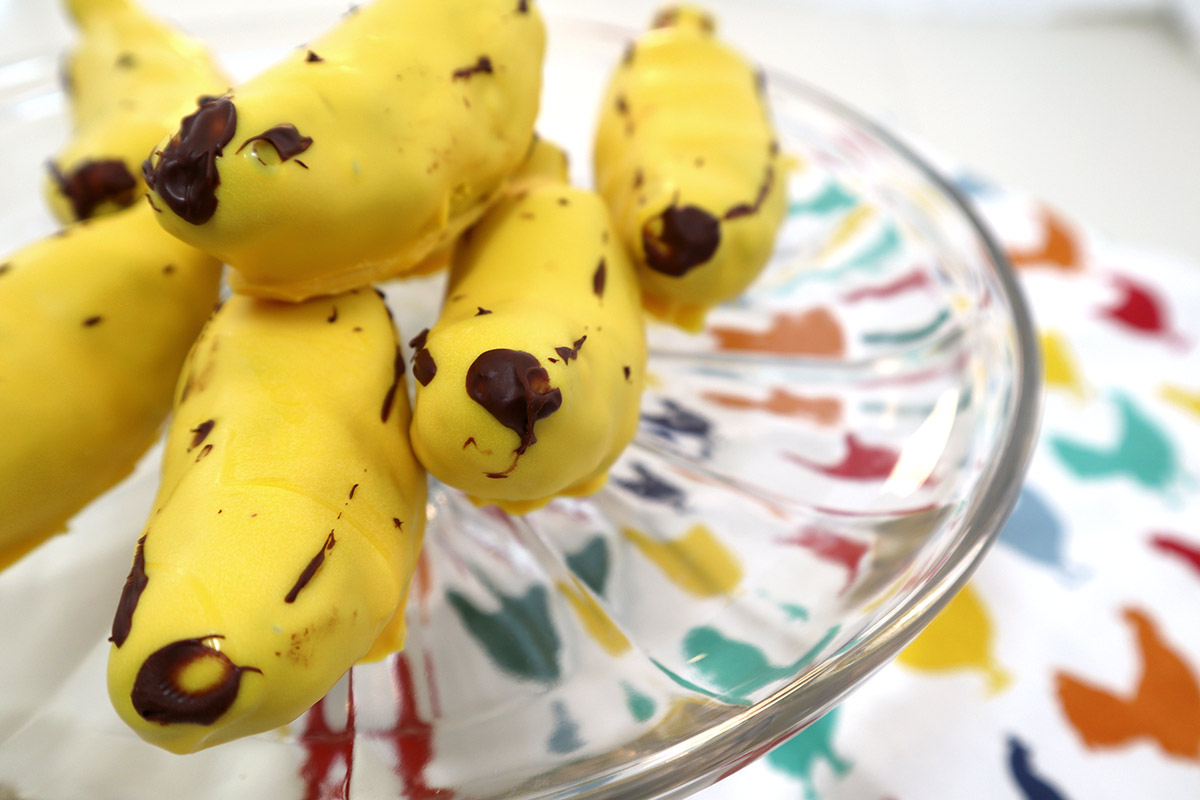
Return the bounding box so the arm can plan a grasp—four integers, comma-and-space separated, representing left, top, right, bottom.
47, 0, 228, 222
0, 204, 221, 571
409, 141, 647, 513
144, 0, 546, 301
593, 4, 788, 331
106, 289, 427, 754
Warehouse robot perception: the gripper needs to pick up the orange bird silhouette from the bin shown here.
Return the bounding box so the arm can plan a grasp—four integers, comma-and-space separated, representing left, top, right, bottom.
1055, 608, 1200, 761
1007, 209, 1082, 272
709, 308, 845, 356
702, 387, 843, 426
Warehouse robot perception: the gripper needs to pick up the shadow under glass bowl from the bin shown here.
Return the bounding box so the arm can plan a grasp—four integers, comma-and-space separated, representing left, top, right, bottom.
0, 10, 1039, 800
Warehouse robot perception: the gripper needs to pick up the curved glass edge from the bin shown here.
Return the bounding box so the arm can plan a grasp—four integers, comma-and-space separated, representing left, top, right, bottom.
508, 47, 1044, 800
0, 18, 1044, 800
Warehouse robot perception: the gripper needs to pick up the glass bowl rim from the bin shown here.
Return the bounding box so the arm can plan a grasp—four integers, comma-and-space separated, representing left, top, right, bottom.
506, 18, 1044, 800
0, 12, 1043, 799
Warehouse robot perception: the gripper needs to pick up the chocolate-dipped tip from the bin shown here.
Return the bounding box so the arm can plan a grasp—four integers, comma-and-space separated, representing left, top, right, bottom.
145, 98, 237, 225
130, 637, 260, 726
49, 159, 138, 221
466, 350, 562, 455
641, 204, 721, 277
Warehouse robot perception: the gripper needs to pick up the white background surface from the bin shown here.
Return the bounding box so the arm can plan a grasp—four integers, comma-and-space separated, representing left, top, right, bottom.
1, 0, 1198, 263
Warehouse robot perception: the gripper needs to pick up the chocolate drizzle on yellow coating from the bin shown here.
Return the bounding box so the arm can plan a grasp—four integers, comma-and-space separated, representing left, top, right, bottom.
188, 419, 215, 451
284, 531, 336, 603
110, 534, 149, 647
554, 336, 587, 364
413, 348, 437, 386
235, 124, 313, 165
381, 346, 404, 423
452, 55, 494, 80
592, 258, 607, 297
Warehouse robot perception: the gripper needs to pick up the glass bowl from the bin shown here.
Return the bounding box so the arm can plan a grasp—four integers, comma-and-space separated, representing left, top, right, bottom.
0, 8, 1039, 800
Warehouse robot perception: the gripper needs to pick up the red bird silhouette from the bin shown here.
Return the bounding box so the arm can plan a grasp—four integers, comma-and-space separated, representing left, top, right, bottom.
384, 655, 453, 800
1149, 532, 1200, 577
777, 526, 869, 592
1099, 274, 1187, 348
1055, 608, 1200, 761
296, 655, 452, 800
298, 678, 356, 800
842, 268, 932, 303
784, 433, 901, 480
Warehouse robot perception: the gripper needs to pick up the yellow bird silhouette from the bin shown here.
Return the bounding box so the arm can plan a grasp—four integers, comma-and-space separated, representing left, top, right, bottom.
898, 582, 1011, 693
623, 524, 743, 597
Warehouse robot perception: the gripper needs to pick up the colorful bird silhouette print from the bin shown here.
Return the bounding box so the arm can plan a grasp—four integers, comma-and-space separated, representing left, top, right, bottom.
784, 433, 901, 481
1007, 735, 1069, 800
295, 657, 452, 800
386, 656, 454, 800
298, 686, 355, 800
777, 526, 869, 593
623, 524, 742, 598
445, 585, 561, 683
1049, 392, 1179, 492
998, 487, 1077, 577
842, 268, 933, 303
547, 700, 584, 754
1148, 532, 1200, 578
556, 577, 631, 657
1040, 330, 1087, 401
789, 182, 859, 216
1006, 209, 1081, 271
612, 462, 688, 511
709, 308, 845, 356
1161, 384, 1200, 421
565, 536, 610, 596
1055, 607, 1200, 761
701, 386, 842, 427
1098, 274, 1187, 348
641, 399, 715, 457
682, 624, 841, 704
861, 308, 952, 346
897, 582, 1011, 692
765, 709, 852, 800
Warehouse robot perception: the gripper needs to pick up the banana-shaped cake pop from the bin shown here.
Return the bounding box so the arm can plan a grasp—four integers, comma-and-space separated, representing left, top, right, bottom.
409, 140, 646, 514
106, 289, 427, 754
143, 0, 546, 302
0, 204, 221, 571
593, 5, 788, 331
47, 0, 228, 222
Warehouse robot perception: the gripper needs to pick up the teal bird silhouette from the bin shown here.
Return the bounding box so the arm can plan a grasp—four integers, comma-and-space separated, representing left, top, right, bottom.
766, 709, 852, 800
1050, 393, 1179, 492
